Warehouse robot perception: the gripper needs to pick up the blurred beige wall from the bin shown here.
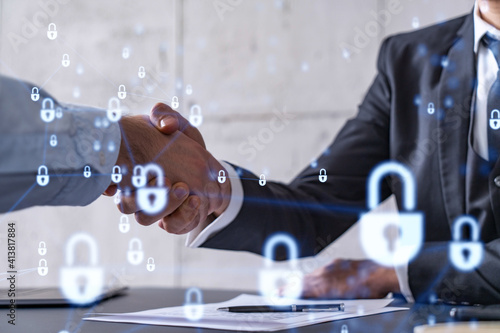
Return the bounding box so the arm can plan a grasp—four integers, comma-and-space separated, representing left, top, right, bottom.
0, 0, 474, 292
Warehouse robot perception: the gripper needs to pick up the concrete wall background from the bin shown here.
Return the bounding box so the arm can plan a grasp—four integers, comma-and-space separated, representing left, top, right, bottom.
0, 0, 474, 292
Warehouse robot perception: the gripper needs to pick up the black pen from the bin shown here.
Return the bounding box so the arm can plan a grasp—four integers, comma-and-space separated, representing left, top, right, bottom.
450, 306, 500, 321
217, 303, 345, 313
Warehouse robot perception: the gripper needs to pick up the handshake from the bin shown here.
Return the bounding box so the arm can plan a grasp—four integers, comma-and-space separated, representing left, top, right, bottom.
103, 103, 231, 235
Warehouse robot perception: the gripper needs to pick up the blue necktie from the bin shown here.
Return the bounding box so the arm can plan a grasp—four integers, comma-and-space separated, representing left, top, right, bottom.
484, 34, 500, 163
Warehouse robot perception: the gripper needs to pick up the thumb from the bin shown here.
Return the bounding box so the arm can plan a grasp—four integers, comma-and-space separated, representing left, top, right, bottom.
150, 103, 181, 135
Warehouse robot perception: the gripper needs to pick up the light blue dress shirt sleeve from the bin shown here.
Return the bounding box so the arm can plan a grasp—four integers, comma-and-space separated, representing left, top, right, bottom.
0, 75, 121, 213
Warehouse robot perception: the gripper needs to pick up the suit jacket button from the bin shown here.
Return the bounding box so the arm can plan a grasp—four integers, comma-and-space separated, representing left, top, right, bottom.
495, 176, 500, 187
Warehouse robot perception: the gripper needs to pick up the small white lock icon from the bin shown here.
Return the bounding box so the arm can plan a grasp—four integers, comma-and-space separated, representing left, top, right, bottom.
427, 102, 435, 115
38, 241, 47, 256
40, 98, 55, 123
62, 54, 70, 67
184, 287, 204, 321
47, 23, 57, 40
490, 109, 500, 130
341, 324, 349, 333
138, 66, 146, 78
127, 238, 144, 265
137, 164, 167, 215
218, 170, 226, 183
93, 140, 101, 151
258, 233, 303, 302
147, 257, 155, 272
189, 104, 203, 127
107, 97, 121, 122
132, 165, 147, 188
185, 84, 193, 95
449, 215, 483, 272
31, 87, 40, 101
171, 96, 179, 109
259, 174, 266, 186
55, 107, 63, 119
83, 165, 91, 178
50, 134, 58, 147
111, 165, 122, 184
37, 165, 50, 186
319, 168, 327, 183
38, 259, 48, 276
118, 85, 127, 99
60, 233, 103, 305
119, 215, 130, 233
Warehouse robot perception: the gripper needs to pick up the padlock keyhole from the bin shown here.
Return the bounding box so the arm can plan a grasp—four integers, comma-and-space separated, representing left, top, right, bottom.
383, 224, 401, 252
148, 193, 156, 205
77, 275, 88, 294
462, 248, 471, 261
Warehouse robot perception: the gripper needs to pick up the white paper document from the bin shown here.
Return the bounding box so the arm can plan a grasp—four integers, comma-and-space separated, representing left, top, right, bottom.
84, 294, 408, 332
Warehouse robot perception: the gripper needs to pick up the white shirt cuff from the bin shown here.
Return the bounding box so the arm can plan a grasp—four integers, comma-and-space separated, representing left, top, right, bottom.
185, 161, 244, 247
395, 263, 415, 303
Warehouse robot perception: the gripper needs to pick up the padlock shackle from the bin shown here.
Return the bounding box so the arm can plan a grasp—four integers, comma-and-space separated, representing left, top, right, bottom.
108, 97, 120, 110
38, 165, 48, 174
65, 233, 99, 266
147, 257, 154, 264
32, 87, 39, 93
48, 23, 56, 30
219, 170, 225, 177
113, 165, 121, 174
263, 233, 299, 268
39, 259, 47, 266
143, 164, 165, 187
491, 109, 500, 119
260, 174, 266, 180
118, 84, 126, 92
367, 161, 416, 211
185, 287, 203, 304
120, 215, 128, 223
453, 215, 480, 241
63, 54, 69, 60
129, 237, 142, 251
39, 241, 46, 247
84, 166, 90, 172
190, 104, 201, 115
320, 168, 326, 175
42, 97, 54, 109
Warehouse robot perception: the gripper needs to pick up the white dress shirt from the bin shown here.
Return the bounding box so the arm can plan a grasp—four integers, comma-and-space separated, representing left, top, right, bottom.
187, 1, 495, 303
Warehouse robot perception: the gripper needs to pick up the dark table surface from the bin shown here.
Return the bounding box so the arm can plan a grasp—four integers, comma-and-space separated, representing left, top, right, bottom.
0, 287, 460, 333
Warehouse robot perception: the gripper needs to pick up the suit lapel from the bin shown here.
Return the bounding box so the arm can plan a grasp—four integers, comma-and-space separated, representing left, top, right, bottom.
437, 13, 476, 225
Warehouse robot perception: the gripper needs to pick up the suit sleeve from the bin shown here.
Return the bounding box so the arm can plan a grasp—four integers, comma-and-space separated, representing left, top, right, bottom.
201, 39, 394, 259
0, 75, 120, 213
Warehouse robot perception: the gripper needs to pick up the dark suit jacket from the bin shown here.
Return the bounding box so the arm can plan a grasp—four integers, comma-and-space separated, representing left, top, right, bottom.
204, 12, 500, 304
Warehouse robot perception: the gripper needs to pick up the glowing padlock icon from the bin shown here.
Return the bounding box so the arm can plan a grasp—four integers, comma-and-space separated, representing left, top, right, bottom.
37, 165, 50, 186
218, 170, 226, 183
38, 259, 48, 276
40, 98, 55, 123
31, 87, 40, 101
107, 97, 121, 122
119, 215, 130, 233
147, 257, 155, 272
341, 324, 349, 333
449, 215, 483, 272
38, 241, 47, 256
171, 96, 179, 109
47, 23, 57, 40
189, 104, 203, 127
490, 110, 500, 130
259, 174, 266, 186
93, 140, 101, 151
108, 141, 115, 152
55, 107, 63, 119
258, 233, 303, 302
427, 102, 435, 115
138, 66, 146, 78
50, 134, 58, 147
319, 168, 327, 183
185, 84, 193, 95
118, 85, 127, 99
60, 233, 103, 305
127, 238, 144, 265
62, 54, 70, 67
83, 165, 91, 178
111, 165, 122, 183
122, 47, 130, 59
137, 164, 167, 215
359, 161, 423, 267
184, 287, 204, 321
132, 165, 147, 188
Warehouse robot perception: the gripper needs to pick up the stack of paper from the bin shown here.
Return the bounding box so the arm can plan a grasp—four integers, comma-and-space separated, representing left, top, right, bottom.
85, 294, 408, 331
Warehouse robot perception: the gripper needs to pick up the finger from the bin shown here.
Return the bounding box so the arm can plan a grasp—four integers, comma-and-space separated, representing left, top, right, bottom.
103, 184, 118, 196
134, 182, 191, 226
150, 102, 206, 148
160, 195, 201, 234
